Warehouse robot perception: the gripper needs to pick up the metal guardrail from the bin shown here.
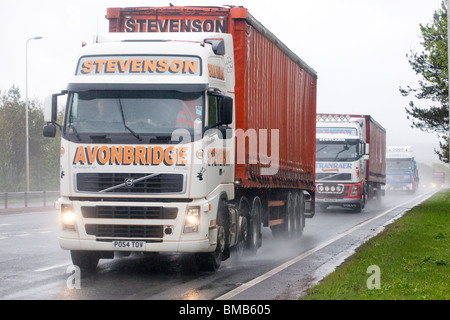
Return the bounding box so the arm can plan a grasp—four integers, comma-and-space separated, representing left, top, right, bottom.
0, 191, 60, 209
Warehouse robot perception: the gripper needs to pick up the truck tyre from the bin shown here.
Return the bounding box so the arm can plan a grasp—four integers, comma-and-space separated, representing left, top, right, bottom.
235, 215, 247, 256
70, 250, 99, 272
296, 192, 305, 237
271, 192, 295, 239
286, 192, 296, 238
362, 183, 367, 209
353, 204, 362, 213
196, 201, 227, 271
247, 197, 262, 253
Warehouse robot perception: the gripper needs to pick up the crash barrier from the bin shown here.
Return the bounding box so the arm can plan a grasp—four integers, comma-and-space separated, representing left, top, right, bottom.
0, 191, 59, 209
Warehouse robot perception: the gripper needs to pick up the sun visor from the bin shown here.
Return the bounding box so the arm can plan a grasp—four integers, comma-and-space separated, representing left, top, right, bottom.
67, 83, 208, 92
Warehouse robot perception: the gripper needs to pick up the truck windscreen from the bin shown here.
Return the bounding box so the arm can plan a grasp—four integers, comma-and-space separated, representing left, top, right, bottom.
63, 90, 204, 143
316, 139, 359, 161
386, 159, 412, 170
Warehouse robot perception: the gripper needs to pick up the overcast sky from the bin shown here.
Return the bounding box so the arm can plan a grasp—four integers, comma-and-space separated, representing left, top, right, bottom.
0, 0, 445, 164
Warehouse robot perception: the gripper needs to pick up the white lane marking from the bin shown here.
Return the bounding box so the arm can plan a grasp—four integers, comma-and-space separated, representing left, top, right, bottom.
35, 262, 72, 272
215, 192, 434, 300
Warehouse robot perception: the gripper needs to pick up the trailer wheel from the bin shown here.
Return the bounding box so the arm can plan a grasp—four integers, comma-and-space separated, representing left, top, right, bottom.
296, 192, 305, 237
70, 250, 99, 272
272, 192, 295, 238
247, 197, 262, 253
286, 192, 296, 238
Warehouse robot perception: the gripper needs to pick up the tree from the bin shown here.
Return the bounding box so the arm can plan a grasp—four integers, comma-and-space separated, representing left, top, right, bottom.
0, 86, 60, 192
400, 1, 449, 163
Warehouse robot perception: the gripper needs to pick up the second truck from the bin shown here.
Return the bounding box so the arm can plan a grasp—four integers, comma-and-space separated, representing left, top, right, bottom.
315, 114, 386, 212
43, 6, 317, 271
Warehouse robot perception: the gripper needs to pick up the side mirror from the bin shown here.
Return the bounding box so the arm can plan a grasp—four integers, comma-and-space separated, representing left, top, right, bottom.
205, 39, 225, 55
43, 90, 67, 138
219, 95, 233, 125
365, 143, 370, 155
43, 124, 56, 137
44, 94, 56, 123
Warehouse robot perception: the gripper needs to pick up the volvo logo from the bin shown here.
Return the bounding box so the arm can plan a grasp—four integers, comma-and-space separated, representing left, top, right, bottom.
124, 178, 134, 187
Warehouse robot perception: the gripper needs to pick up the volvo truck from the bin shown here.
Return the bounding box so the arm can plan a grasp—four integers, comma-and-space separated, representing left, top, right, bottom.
43, 6, 317, 271
315, 114, 386, 212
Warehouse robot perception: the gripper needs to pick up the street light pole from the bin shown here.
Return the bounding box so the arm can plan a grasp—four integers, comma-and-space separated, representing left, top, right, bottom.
25, 36, 43, 193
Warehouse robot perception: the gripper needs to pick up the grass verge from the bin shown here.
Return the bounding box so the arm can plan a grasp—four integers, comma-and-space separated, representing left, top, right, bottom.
302, 190, 450, 300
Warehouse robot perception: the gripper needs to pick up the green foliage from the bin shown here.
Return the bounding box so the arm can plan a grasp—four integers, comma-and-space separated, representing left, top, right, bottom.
303, 190, 450, 300
0, 86, 60, 191
400, 1, 449, 163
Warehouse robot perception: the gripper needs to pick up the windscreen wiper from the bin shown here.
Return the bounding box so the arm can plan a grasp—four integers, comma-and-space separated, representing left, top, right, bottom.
117, 98, 142, 141
316, 145, 328, 153
334, 145, 350, 161
68, 124, 82, 141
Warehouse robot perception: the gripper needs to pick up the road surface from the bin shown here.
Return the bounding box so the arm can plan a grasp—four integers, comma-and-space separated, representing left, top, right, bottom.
0, 190, 434, 300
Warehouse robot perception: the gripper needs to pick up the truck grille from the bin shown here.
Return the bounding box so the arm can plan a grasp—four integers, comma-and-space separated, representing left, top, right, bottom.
76, 173, 184, 194
316, 173, 352, 181
85, 224, 163, 239
81, 206, 178, 220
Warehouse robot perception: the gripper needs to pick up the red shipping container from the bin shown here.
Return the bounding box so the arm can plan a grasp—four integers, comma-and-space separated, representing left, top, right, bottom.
107, 6, 318, 192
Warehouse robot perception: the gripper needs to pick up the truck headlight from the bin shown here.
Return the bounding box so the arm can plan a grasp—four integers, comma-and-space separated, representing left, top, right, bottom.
61, 205, 76, 231
183, 207, 200, 233
351, 185, 358, 196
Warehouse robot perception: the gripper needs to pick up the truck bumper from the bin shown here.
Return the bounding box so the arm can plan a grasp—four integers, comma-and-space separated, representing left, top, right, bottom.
315, 180, 363, 209
56, 197, 218, 254
58, 237, 214, 253
316, 197, 362, 209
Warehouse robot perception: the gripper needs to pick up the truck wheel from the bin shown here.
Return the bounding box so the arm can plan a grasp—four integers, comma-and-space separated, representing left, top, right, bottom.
272, 192, 295, 239
296, 192, 305, 237
196, 202, 226, 271
362, 184, 367, 209
287, 192, 296, 238
247, 197, 262, 253
235, 215, 247, 256
70, 250, 99, 272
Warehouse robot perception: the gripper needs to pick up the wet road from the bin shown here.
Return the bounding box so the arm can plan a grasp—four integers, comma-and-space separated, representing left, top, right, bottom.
0, 191, 434, 300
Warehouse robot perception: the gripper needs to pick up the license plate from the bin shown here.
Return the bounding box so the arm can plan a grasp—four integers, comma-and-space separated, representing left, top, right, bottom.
112, 240, 146, 250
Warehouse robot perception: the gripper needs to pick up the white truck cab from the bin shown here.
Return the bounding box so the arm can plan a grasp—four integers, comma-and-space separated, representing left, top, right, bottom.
315, 115, 369, 212
44, 32, 236, 270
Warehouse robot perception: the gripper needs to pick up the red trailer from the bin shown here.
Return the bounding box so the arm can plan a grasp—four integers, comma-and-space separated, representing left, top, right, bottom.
107, 6, 317, 230
107, 6, 317, 188
359, 115, 386, 187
